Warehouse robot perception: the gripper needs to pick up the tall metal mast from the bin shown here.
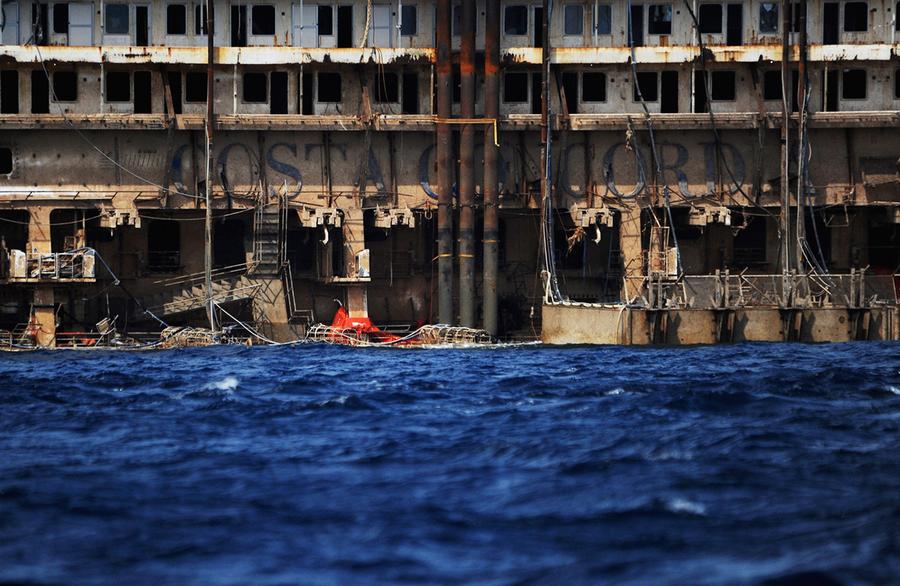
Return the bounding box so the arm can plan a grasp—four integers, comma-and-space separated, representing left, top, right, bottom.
205, 0, 217, 332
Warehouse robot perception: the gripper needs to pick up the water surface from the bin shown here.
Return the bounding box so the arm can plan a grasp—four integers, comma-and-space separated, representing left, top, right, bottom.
1, 342, 898, 584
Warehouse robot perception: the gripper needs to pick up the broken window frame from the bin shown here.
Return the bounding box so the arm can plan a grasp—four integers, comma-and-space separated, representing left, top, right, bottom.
758, 2, 778, 33
242, 72, 269, 103
647, 4, 672, 36
581, 71, 607, 103
399, 5, 416, 36
502, 71, 529, 103
250, 4, 276, 36
841, 68, 867, 100
593, 4, 612, 35
104, 71, 132, 103
51, 71, 78, 102
842, 1, 868, 33
104, 3, 130, 35
316, 71, 342, 104
563, 4, 583, 36
166, 3, 187, 35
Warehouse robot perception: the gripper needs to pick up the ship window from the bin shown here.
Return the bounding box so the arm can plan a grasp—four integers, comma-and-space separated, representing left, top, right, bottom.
105, 72, 131, 102
195, 4, 208, 35
763, 70, 782, 100
167, 4, 186, 35
318, 5, 334, 36
594, 4, 611, 34
504, 5, 528, 35
582, 72, 606, 102
452, 4, 460, 36
698, 4, 723, 33
789, 2, 802, 33
842, 69, 866, 99
317, 72, 342, 103
647, 4, 672, 35
185, 72, 208, 103
634, 72, 658, 101
105, 4, 130, 34
400, 5, 416, 36
564, 5, 583, 35
897, 3, 900, 31
759, 3, 778, 33
52, 72, 77, 102
844, 2, 868, 32
895, 69, 900, 99
1, 71, 18, 114
711, 71, 736, 100
53, 3, 69, 34
251, 5, 276, 35
0, 148, 12, 175
503, 72, 528, 103
242, 72, 268, 103
374, 72, 399, 103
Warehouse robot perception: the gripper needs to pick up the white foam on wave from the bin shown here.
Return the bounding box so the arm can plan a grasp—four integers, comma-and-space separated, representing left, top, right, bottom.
605, 387, 626, 396
209, 376, 239, 392
665, 497, 707, 516
887, 385, 900, 396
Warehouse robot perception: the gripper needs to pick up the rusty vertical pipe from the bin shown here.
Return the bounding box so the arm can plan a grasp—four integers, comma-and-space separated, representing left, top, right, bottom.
436, 0, 454, 324
458, 0, 476, 327
483, 0, 500, 336
780, 0, 792, 299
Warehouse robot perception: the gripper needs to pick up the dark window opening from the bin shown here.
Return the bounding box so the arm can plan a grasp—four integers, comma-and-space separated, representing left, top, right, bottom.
895, 69, 900, 99
401, 72, 419, 114
698, 4, 722, 33
532, 6, 543, 47
52, 71, 77, 102
231, 5, 247, 46
195, 4, 208, 35
135, 5, 148, 45
503, 72, 528, 103
504, 5, 527, 35
1, 71, 19, 114
789, 2, 802, 33
661, 70, 678, 113
694, 70, 708, 112
32, 3, 49, 45
184, 72, 207, 103
732, 215, 767, 267
824, 69, 839, 111
531, 72, 541, 114
711, 71, 736, 100
763, 70, 782, 100
167, 4, 186, 35
561, 72, 578, 114
805, 211, 831, 266
105, 71, 130, 102
301, 72, 313, 114
271, 71, 288, 114
53, 3, 69, 34
595, 4, 611, 34
134, 71, 151, 113
375, 72, 399, 103
147, 219, 181, 272
726, 3, 742, 44
337, 5, 353, 47
634, 72, 658, 102
759, 3, 778, 33
105, 4, 129, 34
251, 5, 275, 35
897, 2, 900, 31
823, 2, 839, 44
317, 72, 342, 103
318, 5, 334, 35
166, 71, 183, 114
629, 4, 644, 46
648, 4, 672, 35
582, 72, 606, 102
564, 5, 583, 35
843, 1, 868, 32
243, 73, 268, 103
31, 70, 50, 114
400, 5, 416, 35
213, 218, 246, 268
452, 5, 461, 36
842, 69, 866, 100
452, 64, 460, 103
0, 148, 12, 174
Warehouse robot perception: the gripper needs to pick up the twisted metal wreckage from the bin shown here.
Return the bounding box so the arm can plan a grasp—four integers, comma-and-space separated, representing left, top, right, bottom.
0, 0, 897, 348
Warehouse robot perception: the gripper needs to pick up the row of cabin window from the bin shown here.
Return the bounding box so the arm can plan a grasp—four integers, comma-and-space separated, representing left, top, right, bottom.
0, 67, 889, 114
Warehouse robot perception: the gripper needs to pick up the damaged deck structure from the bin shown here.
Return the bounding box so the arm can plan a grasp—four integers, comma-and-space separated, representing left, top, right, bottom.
0, 0, 897, 346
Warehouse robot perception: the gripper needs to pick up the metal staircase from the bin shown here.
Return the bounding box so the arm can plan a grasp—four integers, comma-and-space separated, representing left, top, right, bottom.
252, 193, 287, 276
142, 263, 261, 317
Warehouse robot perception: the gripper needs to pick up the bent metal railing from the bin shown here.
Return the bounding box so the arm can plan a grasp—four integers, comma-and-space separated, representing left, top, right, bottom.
624, 271, 898, 310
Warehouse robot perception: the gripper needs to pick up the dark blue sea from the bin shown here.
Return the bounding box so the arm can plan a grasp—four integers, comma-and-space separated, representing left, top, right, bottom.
1, 342, 898, 585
